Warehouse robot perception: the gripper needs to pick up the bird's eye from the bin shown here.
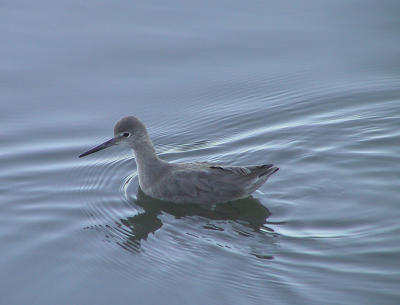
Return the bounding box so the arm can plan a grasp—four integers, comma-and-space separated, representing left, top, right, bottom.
122, 132, 130, 137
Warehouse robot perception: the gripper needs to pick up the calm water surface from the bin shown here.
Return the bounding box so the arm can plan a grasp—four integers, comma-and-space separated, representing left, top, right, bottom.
1, 1, 399, 304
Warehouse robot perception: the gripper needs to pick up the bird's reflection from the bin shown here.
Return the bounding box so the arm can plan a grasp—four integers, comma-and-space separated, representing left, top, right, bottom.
117, 188, 275, 255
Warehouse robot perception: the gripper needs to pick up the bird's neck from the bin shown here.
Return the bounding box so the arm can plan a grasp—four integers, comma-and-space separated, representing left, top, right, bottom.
131, 137, 165, 189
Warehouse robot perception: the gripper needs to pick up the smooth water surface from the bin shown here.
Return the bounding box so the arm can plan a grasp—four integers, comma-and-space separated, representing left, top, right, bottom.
1, 1, 399, 304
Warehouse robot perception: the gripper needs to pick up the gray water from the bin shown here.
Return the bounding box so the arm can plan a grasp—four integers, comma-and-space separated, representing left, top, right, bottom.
1, 1, 399, 304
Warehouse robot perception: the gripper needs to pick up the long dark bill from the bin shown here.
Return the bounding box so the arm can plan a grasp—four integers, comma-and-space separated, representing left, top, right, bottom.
79, 138, 116, 158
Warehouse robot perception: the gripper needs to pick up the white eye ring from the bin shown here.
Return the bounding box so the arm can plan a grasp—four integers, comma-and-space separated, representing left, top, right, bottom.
121, 132, 131, 138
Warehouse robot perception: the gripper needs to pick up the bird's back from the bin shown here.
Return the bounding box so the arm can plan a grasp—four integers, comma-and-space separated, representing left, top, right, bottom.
143, 162, 279, 204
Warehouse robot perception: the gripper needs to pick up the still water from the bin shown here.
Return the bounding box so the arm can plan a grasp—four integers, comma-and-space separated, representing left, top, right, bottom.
1, 1, 399, 304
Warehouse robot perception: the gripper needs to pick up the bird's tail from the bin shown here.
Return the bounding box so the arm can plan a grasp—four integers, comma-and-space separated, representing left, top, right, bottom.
257, 164, 279, 178
245, 164, 279, 194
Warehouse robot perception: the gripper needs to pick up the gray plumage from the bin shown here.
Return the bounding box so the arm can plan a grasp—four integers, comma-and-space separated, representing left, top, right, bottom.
79, 116, 279, 204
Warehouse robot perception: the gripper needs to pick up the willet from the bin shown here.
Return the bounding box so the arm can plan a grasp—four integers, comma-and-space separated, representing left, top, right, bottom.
79, 116, 279, 204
